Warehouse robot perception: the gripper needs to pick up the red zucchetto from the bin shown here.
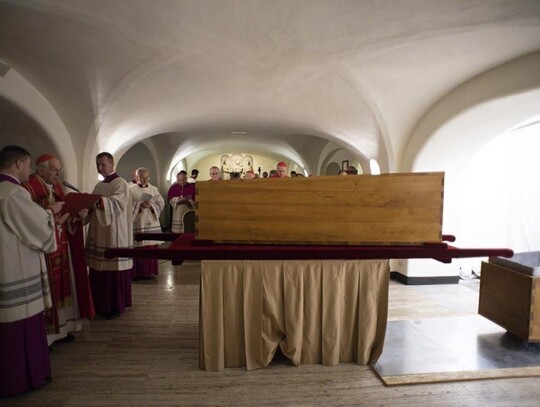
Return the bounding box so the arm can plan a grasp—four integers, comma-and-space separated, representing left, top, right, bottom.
35, 154, 56, 166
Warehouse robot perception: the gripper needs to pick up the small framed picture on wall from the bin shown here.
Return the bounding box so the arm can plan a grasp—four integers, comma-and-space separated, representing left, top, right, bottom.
341, 160, 349, 171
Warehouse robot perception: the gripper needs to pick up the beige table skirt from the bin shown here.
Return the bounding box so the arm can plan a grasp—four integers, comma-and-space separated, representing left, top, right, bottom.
199, 259, 390, 371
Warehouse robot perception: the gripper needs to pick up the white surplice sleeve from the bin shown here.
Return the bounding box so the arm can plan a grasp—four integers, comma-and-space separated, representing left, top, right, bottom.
1, 186, 57, 253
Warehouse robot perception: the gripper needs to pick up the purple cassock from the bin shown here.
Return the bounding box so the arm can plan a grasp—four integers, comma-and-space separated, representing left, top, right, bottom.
0, 314, 51, 397
166, 181, 196, 203
132, 246, 159, 279
89, 269, 132, 315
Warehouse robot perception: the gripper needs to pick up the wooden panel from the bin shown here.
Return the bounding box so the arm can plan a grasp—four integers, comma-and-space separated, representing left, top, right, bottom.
195, 172, 444, 245
479, 261, 536, 341
532, 279, 540, 340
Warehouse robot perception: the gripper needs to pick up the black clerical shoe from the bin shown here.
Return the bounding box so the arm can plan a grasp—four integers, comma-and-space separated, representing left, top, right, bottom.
105, 311, 121, 320
34, 377, 52, 391
59, 333, 76, 343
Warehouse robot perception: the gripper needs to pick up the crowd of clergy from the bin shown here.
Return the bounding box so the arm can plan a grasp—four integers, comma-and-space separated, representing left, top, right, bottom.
0, 146, 164, 398
0, 145, 356, 398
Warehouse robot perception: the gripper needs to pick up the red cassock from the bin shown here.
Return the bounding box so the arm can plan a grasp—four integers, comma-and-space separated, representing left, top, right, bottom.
23, 174, 95, 326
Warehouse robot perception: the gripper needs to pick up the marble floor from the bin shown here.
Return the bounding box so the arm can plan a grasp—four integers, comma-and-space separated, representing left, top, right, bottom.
374, 316, 540, 384
3, 262, 540, 406
377, 277, 540, 384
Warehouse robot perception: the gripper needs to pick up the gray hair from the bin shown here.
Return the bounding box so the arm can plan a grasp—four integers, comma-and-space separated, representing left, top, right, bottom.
136, 167, 149, 176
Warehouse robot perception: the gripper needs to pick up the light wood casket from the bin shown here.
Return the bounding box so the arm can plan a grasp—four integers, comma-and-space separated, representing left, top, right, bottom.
195, 172, 444, 245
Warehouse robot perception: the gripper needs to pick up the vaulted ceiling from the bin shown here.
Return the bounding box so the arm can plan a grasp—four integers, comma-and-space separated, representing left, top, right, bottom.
1, 0, 539, 184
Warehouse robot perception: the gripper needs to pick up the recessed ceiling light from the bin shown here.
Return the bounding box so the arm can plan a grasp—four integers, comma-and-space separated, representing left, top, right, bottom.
230, 131, 247, 135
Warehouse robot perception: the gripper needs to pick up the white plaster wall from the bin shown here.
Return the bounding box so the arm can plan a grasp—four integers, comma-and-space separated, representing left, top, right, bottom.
116, 143, 159, 189
318, 142, 368, 176
323, 149, 363, 175
398, 52, 540, 278
401, 118, 540, 278
402, 97, 540, 277
0, 69, 77, 183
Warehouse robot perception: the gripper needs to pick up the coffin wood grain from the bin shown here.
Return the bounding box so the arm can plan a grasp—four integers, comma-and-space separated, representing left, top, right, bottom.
195, 172, 444, 245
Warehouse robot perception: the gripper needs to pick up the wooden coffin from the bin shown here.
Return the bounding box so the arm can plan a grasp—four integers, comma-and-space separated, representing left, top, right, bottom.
195, 172, 444, 245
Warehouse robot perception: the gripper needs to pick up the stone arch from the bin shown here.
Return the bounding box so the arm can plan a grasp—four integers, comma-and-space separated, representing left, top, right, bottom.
325, 162, 341, 176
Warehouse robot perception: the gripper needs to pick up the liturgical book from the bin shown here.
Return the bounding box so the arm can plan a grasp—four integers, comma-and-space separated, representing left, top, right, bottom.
61, 192, 102, 215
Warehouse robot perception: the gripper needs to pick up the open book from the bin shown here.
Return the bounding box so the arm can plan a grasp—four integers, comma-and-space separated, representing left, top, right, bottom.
176, 195, 193, 204
139, 192, 161, 203
61, 192, 102, 215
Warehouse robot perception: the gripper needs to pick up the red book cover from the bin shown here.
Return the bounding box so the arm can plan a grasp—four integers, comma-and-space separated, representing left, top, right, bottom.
61, 193, 102, 215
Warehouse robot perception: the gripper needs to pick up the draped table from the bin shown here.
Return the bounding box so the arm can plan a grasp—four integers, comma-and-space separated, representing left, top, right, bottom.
104, 233, 513, 371
199, 259, 390, 371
